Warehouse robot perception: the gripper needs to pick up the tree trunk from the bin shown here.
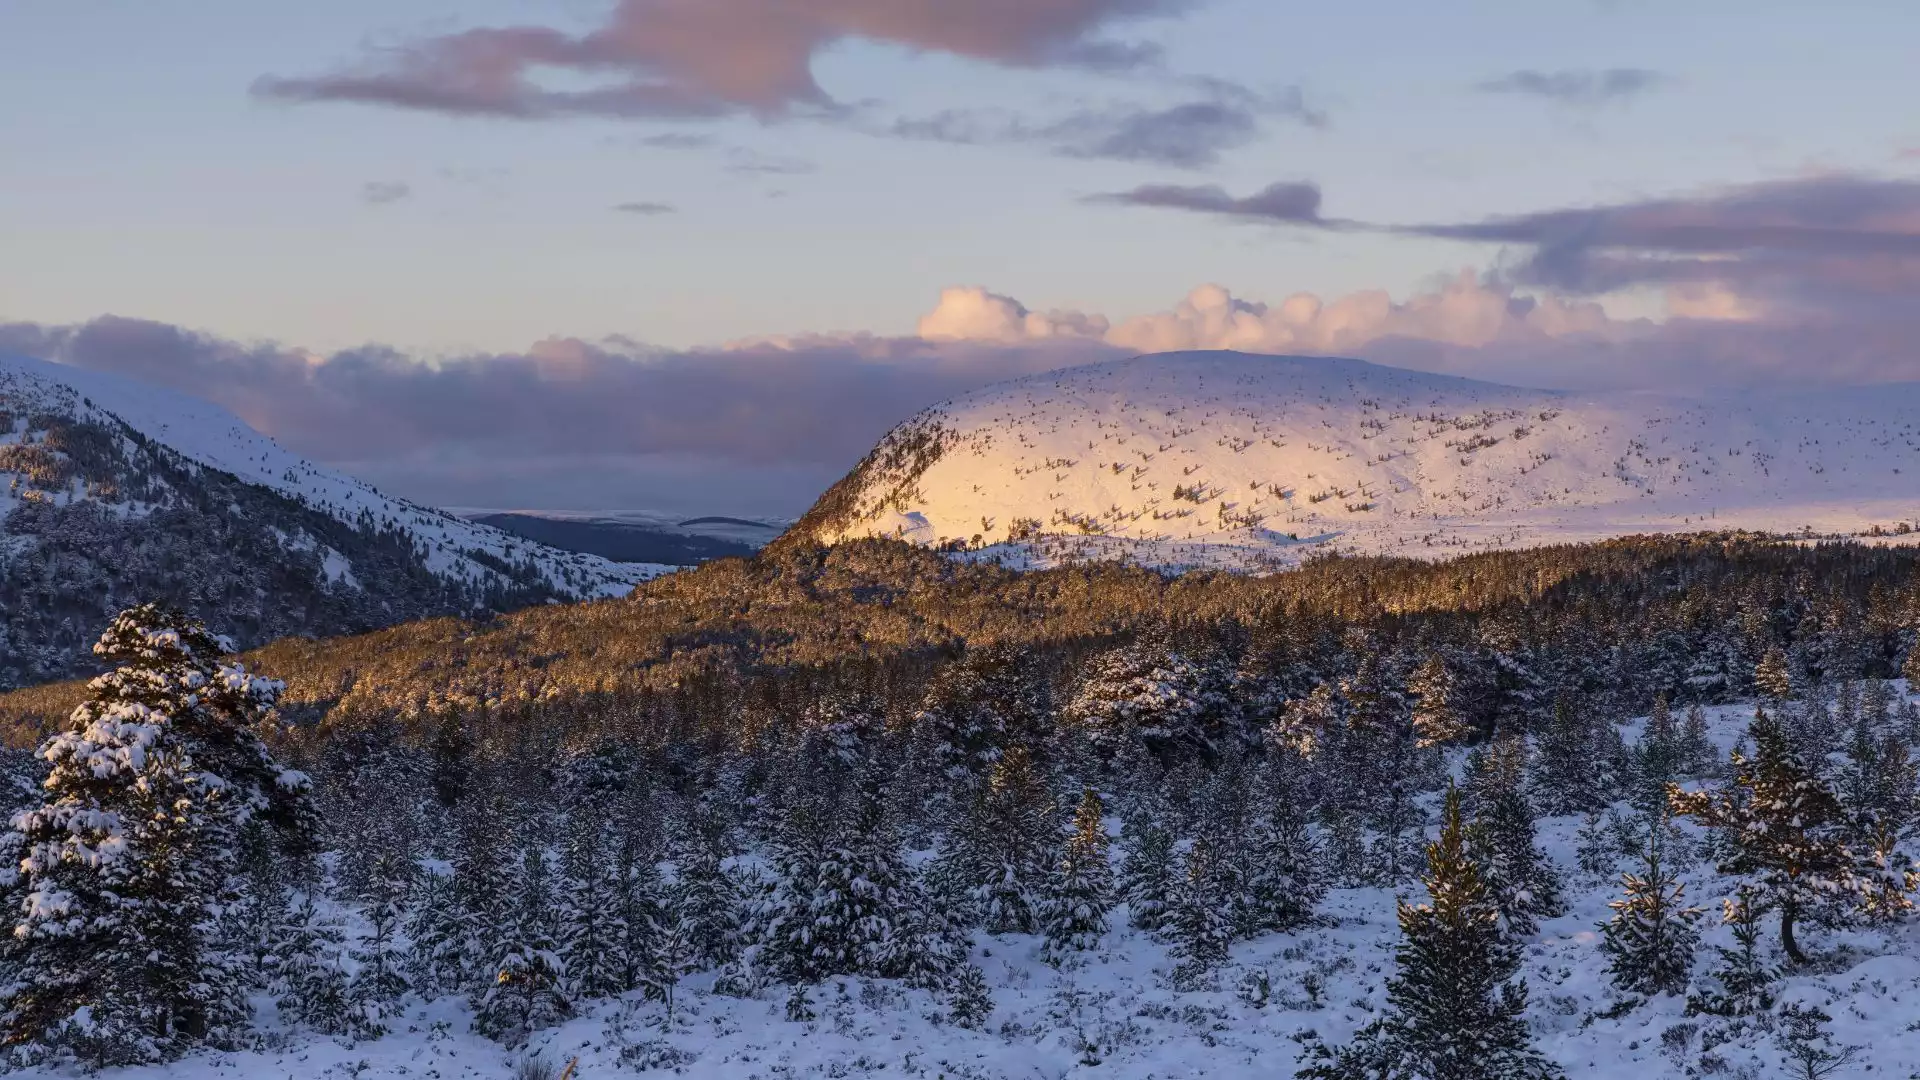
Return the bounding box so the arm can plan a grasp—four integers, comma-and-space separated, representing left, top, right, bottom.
1780, 902, 1804, 964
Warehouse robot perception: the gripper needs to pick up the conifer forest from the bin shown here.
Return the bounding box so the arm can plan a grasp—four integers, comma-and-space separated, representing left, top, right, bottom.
3, 535, 1920, 1078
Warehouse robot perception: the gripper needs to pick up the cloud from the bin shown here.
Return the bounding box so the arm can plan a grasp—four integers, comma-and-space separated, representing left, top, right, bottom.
639, 132, 716, 150
1085, 179, 1332, 222
611, 201, 677, 215
891, 83, 1321, 169
1475, 68, 1666, 107
917, 287, 1111, 343
1090, 172, 1920, 337
1400, 174, 1920, 334
253, 0, 1185, 121
359, 180, 411, 205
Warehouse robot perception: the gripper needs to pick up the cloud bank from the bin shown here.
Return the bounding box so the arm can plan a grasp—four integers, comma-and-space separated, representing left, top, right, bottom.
8, 176, 1918, 514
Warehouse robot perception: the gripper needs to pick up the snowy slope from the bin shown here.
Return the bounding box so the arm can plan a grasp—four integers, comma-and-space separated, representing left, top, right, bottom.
0, 352, 672, 599
789, 351, 1920, 570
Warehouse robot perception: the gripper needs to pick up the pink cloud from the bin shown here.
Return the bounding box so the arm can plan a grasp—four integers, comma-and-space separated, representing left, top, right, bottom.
254, 0, 1183, 119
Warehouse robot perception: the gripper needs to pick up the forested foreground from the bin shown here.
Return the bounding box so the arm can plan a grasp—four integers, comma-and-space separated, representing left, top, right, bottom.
5, 538, 1920, 1076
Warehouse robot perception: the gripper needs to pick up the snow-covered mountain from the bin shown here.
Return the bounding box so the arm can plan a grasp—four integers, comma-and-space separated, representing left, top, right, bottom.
786, 350, 1920, 569
0, 352, 672, 685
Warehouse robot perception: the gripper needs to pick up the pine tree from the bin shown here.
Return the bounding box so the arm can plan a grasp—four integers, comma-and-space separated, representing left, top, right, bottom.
1117, 812, 1176, 932
917, 645, 1051, 791
1530, 697, 1617, 817
1297, 786, 1563, 1080
559, 811, 629, 1001
1756, 646, 1794, 700
1065, 635, 1240, 769
1409, 651, 1470, 747
1687, 887, 1776, 1017
0, 605, 314, 1066
947, 963, 993, 1030
1574, 812, 1617, 882
474, 848, 571, 1046
405, 869, 463, 999
1243, 806, 1323, 934
1042, 789, 1114, 961
1669, 707, 1864, 963
611, 833, 665, 995
667, 800, 740, 971
349, 849, 413, 1025
1598, 822, 1702, 998
953, 746, 1057, 934
1167, 836, 1235, 990
895, 872, 972, 991
1902, 639, 1920, 693
1468, 738, 1563, 937
1680, 703, 1718, 777
448, 806, 513, 994
278, 893, 362, 1038
1635, 696, 1684, 813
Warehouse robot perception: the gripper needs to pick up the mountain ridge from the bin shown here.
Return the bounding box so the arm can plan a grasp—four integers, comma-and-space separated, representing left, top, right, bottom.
0, 352, 672, 685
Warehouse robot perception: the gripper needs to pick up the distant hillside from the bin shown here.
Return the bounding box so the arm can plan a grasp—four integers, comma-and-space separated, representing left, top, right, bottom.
467, 511, 775, 566
0, 353, 673, 687
783, 350, 1920, 570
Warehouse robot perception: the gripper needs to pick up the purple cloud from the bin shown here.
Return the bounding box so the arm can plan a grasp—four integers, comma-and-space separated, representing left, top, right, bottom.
892, 83, 1322, 169
611, 201, 676, 215
1475, 68, 1666, 108
1085, 179, 1333, 223
253, 0, 1186, 121
359, 180, 411, 204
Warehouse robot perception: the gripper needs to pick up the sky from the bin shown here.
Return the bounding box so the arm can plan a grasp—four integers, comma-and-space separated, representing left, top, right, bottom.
4, 0, 1920, 517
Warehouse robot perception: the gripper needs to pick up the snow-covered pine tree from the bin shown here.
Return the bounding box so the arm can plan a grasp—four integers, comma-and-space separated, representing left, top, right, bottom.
559, 809, 630, 1001
1755, 646, 1794, 700
1530, 696, 1616, 817
1635, 695, 1685, 813
1687, 887, 1776, 1017
916, 645, 1051, 793
474, 847, 571, 1046
1575, 811, 1617, 882
1409, 651, 1470, 747
1241, 737, 1324, 933
1042, 788, 1114, 961
1297, 785, 1563, 1080
223, 819, 294, 990
1064, 634, 1239, 771
953, 746, 1057, 934
1117, 809, 1176, 932
946, 963, 993, 1030
1669, 706, 1864, 963
449, 805, 514, 994
278, 892, 364, 1038
1, 604, 314, 1067
1680, 702, 1718, 777
348, 848, 413, 1024
1599, 821, 1703, 998
667, 797, 741, 971
895, 871, 972, 991
405, 869, 462, 1000
1167, 835, 1235, 990
612, 832, 665, 995
1468, 737, 1564, 937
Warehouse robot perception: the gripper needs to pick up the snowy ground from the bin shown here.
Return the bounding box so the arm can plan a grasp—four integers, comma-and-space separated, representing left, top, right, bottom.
24, 699, 1917, 1080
